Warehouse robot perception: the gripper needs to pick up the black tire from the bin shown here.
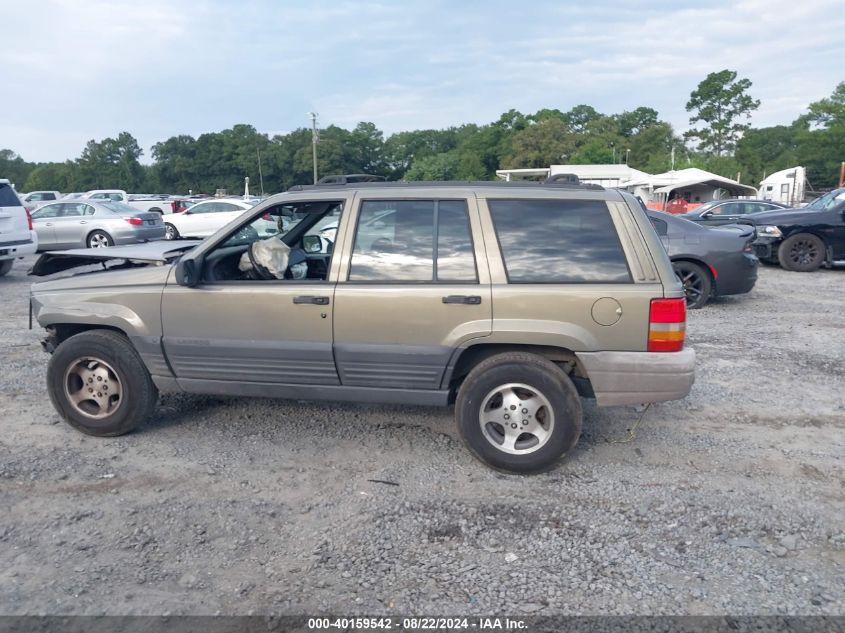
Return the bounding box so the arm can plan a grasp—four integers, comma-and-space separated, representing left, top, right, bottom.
778, 233, 825, 272
47, 330, 158, 436
164, 222, 179, 240
673, 261, 712, 309
455, 352, 582, 473
0, 259, 13, 277
87, 230, 114, 248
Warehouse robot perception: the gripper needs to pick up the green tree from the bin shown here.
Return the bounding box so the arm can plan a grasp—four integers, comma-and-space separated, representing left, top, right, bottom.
75, 132, 146, 191
404, 152, 460, 180
806, 82, 845, 127
735, 125, 798, 186
685, 70, 760, 155
0, 150, 36, 191
503, 119, 575, 168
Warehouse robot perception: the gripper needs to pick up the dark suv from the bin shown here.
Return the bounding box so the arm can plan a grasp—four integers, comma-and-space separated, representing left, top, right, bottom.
748, 188, 845, 271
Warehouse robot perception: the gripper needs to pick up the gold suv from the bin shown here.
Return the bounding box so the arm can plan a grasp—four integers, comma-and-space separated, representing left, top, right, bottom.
31, 179, 695, 473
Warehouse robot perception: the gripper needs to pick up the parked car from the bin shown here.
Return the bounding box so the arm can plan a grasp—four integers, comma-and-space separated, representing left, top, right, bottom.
681, 198, 789, 225
30, 180, 695, 473
746, 187, 845, 271
81, 190, 180, 215
18, 190, 62, 212
0, 179, 37, 276
647, 211, 758, 309
163, 199, 255, 240
30, 200, 165, 249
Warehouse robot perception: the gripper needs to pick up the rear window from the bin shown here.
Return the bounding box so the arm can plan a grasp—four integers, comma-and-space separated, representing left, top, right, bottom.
488, 199, 631, 283
0, 184, 23, 207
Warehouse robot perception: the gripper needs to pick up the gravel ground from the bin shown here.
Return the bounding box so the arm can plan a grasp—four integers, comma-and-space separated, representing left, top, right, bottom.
0, 254, 843, 616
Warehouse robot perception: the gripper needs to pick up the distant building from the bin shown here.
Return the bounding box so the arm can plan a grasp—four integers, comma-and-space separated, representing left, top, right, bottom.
621, 168, 757, 210
497, 164, 757, 211
496, 164, 650, 188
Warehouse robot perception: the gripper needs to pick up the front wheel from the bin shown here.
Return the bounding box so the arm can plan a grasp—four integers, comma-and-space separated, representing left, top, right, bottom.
87, 230, 114, 248
778, 233, 825, 272
455, 352, 582, 473
673, 261, 712, 309
164, 223, 179, 240
47, 330, 158, 436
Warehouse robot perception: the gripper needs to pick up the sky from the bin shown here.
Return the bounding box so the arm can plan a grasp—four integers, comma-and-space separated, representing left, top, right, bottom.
2, 0, 844, 163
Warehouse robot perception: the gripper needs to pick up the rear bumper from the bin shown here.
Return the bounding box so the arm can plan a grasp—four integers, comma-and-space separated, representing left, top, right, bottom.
576, 348, 696, 406
715, 252, 758, 296
113, 226, 166, 244
0, 232, 38, 258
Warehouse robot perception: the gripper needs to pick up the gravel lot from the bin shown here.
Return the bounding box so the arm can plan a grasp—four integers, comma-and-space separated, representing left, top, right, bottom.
1, 254, 843, 616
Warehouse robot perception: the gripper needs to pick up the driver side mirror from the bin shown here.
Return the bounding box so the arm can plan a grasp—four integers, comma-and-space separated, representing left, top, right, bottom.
175, 258, 198, 287
302, 234, 325, 254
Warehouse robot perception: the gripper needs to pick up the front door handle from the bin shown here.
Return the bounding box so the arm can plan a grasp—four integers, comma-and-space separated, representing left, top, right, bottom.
45, 222, 53, 226
79, 220, 88, 224
293, 295, 330, 305
442, 295, 482, 305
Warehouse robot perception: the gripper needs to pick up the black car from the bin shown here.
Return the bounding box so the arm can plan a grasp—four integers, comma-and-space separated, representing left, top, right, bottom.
647, 211, 759, 309
745, 187, 845, 271
682, 198, 789, 226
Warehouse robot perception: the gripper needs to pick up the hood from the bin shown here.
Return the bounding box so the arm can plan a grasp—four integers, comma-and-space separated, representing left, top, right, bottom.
741, 207, 823, 225
29, 240, 197, 276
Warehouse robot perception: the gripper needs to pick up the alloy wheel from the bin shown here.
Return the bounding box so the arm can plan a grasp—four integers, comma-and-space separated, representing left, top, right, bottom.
478, 383, 555, 455
63, 357, 123, 419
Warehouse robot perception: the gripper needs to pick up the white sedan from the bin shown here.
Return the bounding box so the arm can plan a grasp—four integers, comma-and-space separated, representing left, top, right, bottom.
164, 199, 256, 240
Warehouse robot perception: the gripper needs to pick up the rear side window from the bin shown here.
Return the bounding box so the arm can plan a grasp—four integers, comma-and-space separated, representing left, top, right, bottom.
488, 199, 631, 283
0, 184, 23, 207
349, 199, 477, 282
649, 217, 668, 236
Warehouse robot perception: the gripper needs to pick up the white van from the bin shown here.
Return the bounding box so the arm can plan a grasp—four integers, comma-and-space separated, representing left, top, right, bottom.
0, 179, 38, 276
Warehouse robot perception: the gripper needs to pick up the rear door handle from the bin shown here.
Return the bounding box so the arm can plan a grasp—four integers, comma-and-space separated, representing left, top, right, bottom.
79, 221, 88, 224
442, 295, 481, 305
293, 295, 330, 305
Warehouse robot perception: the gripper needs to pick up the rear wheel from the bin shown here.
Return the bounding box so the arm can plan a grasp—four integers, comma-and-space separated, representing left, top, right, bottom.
87, 230, 114, 248
164, 223, 179, 240
455, 352, 582, 473
0, 260, 13, 277
673, 261, 712, 309
778, 233, 825, 272
47, 330, 158, 436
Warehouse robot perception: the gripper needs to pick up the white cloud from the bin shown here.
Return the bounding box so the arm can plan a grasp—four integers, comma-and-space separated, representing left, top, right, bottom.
2, 0, 844, 162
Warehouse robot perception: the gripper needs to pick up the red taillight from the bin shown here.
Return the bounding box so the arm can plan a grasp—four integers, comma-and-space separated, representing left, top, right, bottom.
648, 298, 686, 352
171, 201, 178, 213
25, 209, 33, 230
743, 242, 753, 253
123, 216, 143, 226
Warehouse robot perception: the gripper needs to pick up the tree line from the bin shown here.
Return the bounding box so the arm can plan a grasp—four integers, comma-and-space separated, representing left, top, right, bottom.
3, 71, 843, 195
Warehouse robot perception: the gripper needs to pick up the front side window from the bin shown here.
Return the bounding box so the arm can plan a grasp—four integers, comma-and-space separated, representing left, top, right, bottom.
489, 199, 631, 283
348, 199, 476, 282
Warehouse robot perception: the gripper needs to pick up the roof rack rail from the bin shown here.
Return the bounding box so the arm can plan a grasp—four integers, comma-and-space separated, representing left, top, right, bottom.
286, 180, 605, 192
316, 174, 386, 185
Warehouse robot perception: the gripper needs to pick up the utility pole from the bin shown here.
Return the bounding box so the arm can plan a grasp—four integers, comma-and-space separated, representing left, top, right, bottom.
257, 147, 265, 197
625, 148, 630, 165
839, 161, 845, 188
309, 112, 319, 184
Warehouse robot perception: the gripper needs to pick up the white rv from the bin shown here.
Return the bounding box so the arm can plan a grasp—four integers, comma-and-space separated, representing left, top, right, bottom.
759, 167, 806, 206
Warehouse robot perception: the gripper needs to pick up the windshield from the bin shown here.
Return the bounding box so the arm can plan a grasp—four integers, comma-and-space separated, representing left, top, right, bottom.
805, 188, 845, 210
220, 201, 342, 248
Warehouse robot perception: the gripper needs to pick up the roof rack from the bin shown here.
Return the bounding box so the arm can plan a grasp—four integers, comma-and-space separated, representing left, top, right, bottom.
287, 179, 604, 192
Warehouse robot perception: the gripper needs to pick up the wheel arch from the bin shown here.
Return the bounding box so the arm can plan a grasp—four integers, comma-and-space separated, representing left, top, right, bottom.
442, 342, 589, 402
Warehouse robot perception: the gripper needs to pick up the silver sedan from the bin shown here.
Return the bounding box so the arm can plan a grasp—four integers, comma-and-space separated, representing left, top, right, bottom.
31, 200, 165, 250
